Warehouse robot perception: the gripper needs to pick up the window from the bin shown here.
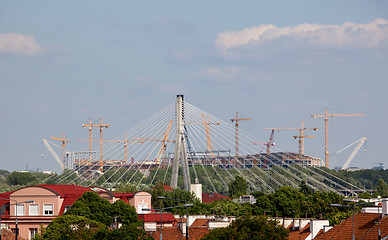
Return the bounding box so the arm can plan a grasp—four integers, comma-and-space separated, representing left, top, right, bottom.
29, 204, 39, 216
15, 204, 24, 216
137, 203, 148, 214
30, 228, 38, 239
43, 204, 53, 215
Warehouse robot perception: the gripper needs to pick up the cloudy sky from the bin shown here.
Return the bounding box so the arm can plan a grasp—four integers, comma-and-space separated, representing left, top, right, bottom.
1, 1, 387, 173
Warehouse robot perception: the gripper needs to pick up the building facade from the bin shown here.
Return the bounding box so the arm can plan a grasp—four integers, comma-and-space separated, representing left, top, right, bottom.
0, 184, 151, 240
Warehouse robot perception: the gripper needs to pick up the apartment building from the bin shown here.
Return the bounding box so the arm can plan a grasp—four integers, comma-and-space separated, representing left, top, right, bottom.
0, 184, 151, 240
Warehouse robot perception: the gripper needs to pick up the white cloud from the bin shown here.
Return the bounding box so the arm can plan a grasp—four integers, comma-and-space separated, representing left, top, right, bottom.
0, 33, 44, 56
215, 18, 388, 53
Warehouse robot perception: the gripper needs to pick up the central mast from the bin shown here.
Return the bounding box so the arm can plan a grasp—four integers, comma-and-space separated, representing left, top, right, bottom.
171, 95, 191, 190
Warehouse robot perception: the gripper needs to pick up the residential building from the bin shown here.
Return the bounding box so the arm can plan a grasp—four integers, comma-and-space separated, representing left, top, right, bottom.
0, 184, 151, 240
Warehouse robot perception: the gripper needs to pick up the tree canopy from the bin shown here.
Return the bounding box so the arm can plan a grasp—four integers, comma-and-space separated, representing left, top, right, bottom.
228, 175, 247, 198
33, 191, 150, 240
376, 179, 388, 197
201, 215, 288, 240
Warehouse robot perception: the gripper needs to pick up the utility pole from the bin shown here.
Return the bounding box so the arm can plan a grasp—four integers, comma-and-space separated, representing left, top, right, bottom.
312, 108, 365, 168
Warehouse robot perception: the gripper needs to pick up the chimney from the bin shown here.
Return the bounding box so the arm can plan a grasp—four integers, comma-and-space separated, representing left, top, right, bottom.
299, 219, 309, 231
382, 198, 388, 217
310, 219, 329, 239
190, 182, 202, 203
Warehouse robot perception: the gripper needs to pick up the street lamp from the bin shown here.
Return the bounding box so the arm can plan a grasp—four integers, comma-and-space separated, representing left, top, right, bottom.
330, 200, 372, 240
375, 197, 388, 240
157, 196, 192, 240
143, 203, 193, 240
0, 198, 34, 240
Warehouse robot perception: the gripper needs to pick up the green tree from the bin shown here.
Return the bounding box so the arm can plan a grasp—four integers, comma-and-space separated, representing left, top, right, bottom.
376, 179, 388, 197
33, 215, 105, 240
65, 191, 114, 226
299, 181, 312, 195
111, 199, 138, 226
228, 175, 247, 198
271, 186, 305, 218
6, 171, 36, 185
201, 215, 288, 240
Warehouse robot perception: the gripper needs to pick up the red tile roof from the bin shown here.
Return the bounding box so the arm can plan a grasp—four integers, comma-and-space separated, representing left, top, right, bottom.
189, 227, 209, 240
202, 193, 230, 203
314, 212, 378, 240
361, 215, 388, 240
36, 185, 94, 215
149, 227, 185, 240
146, 226, 209, 240
0, 191, 13, 208
36, 184, 92, 198
190, 219, 208, 228
163, 184, 174, 191
138, 213, 177, 223
288, 223, 311, 240
0, 185, 137, 216
112, 192, 134, 204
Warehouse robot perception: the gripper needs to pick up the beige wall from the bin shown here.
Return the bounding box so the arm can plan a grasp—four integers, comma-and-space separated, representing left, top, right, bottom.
4, 187, 151, 239
10, 186, 61, 217
7, 187, 60, 239
129, 191, 152, 214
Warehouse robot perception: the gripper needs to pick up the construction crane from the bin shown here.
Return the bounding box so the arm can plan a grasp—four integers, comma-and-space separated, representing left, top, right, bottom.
252, 129, 275, 167
202, 114, 221, 158
134, 120, 175, 166
231, 112, 251, 157
79, 134, 144, 172
82, 118, 110, 161
186, 114, 221, 159
265, 121, 318, 156
42, 139, 65, 171
312, 108, 365, 168
50, 132, 70, 170
253, 129, 275, 154
331, 137, 367, 170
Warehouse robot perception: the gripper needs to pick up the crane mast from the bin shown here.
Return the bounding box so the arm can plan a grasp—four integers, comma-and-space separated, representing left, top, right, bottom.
312, 108, 365, 168
265, 121, 318, 156
82, 118, 110, 161
50, 132, 70, 170
231, 112, 251, 157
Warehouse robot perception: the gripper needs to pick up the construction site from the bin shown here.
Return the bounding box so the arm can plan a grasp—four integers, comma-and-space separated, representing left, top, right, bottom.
42, 95, 367, 195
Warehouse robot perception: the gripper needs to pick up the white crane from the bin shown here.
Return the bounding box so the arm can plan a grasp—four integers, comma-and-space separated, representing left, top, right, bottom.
331, 137, 367, 170
42, 139, 65, 171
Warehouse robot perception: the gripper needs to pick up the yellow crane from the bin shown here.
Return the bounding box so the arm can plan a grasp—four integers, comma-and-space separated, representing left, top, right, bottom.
186, 114, 221, 159
50, 132, 70, 170
312, 107, 365, 168
79, 134, 144, 172
82, 118, 110, 161
231, 112, 251, 157
265, 121, 318, 156
134, 120, 175, 166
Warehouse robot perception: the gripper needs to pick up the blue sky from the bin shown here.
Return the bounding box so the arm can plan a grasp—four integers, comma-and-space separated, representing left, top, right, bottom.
1, 1, 387, 173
